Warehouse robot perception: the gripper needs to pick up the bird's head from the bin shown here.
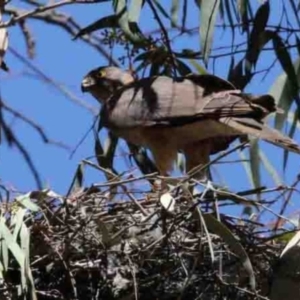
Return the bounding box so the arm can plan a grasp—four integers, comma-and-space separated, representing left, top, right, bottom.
81, 66, 135, 103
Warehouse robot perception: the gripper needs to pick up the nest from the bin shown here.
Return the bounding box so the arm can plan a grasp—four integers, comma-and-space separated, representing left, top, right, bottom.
0, 176, 286, 300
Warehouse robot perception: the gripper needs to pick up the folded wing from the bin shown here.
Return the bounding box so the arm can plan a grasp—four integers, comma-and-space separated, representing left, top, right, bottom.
102, 75, 279, 128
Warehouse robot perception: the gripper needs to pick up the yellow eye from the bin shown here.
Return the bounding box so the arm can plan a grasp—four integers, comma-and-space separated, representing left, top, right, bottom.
98, 69, 106, 77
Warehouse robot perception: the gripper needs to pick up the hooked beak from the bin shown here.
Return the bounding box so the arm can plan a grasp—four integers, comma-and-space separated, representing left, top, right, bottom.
81, 76, 96, 92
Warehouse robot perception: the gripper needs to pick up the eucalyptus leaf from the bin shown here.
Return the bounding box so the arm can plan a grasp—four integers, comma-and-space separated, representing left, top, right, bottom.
0, 218, 25, 269
0, 19, 8, 72
95, 131, 118, 179
128, 0, 143, 23
13, 208, 26, 241
249, 139, 261, 199
246, 30, 274, 70
15, 194, 40, 212
203, 214, 256, 290
20, 223, 37, 300
245, 1, 270, 69
283, 108, 300, 171
189, 59, 207, 74
66, 162, 85, 197
237, 0, 247, 20
0, 227, 8, 272
269, 58, 300, 131
113, 0, 146, 45
272, 33, 299, 101
199, 0, 221, 64
73, 15, 119, 39
237, 142, 255, 189
228, 57, 253, 90
259, 150, 283, 186
171, 0, 180, 27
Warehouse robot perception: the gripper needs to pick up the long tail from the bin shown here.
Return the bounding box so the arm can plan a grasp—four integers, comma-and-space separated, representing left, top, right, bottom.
222, 117, 300, 154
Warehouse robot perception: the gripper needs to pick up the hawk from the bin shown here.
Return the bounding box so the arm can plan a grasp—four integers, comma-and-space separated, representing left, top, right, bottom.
81, 66, 300, 180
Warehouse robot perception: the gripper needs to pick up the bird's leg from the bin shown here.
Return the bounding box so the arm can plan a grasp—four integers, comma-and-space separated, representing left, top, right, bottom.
183, 142, 210, 182
183, 141, 218, 200
149, 144, 178, 194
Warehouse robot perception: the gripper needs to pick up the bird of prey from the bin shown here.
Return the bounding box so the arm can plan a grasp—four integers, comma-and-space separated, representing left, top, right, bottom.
81, 66, 300, 181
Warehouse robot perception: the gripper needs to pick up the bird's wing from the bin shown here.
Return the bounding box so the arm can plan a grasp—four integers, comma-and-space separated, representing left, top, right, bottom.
101, 75, 278, 128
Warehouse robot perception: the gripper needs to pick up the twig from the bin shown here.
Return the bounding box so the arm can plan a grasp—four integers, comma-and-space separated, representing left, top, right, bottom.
1, 120, 43, 189
2, 0, 99, 28
1, 99, 71, 150
146, 0, 178, 76
9, 47, 97, 115
93, 172, 158, 188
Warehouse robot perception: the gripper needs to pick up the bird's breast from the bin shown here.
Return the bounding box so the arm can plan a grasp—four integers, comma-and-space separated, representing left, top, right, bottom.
110, 119, 239, 149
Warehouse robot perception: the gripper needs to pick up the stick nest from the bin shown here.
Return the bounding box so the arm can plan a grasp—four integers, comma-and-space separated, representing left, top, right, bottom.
0, 178, 287, 300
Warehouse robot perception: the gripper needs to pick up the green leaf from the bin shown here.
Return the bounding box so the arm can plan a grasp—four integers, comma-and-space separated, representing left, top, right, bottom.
0, 218, 25, 269
237, 143, 254, 189
253, 1, 270, 32
134, 47, 168, 66
189, 59, 207, 74
203, 214, 256, 290
273, 33, 299, 97
228, 57, 253, 90
269, 57, 300, 131
249, 139, 261, 196
259, 150, 283, 186
246, 30, 274, 70
15, 194, 40, 212
113, 0, 146, 45
95, 131, 118, 178
73, 15, 119, 39
94, 131, 119, 200
150, 62, 161, 76
20, 223, 37, 300
175, 49, 201, 59
126, 143, 158, 176
13, 208, 26, 241
177, 153, 185, 173
238, 0, 252, 33
245, 1, 270, 69
66, 162, 85, 197
0, 261, 4, 279
283, 108, 300, 171
237, 0, 247, 19
175, 58, 192, 76
134, 50, 152, 62
104, 132, 118, 163
0, 228, 8, 272
237, 0, 249, 33
128, 0, 144, 23
171, 0, 180, 27
199, 0, 221, 64
19, 224, 27, 296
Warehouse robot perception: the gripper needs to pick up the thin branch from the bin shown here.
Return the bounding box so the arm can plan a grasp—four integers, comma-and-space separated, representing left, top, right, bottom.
1, 99, 71, 151
9, 47, 97, 115
1, 120, 43, 189
2, 0, 101, 28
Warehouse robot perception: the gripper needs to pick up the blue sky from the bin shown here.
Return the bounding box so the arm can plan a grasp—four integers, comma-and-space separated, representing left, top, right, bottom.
0, 0, 299, 224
